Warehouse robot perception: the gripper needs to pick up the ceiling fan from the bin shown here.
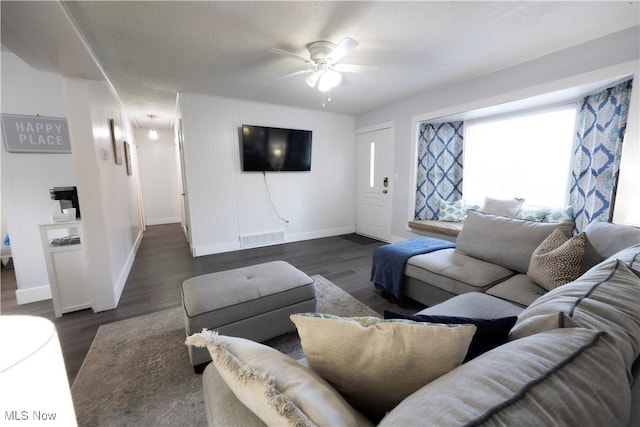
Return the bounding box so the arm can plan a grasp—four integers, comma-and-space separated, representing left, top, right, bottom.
270, 37, 378, 93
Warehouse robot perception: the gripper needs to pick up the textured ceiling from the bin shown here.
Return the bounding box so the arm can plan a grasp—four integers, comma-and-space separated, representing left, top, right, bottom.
3, 1, 639, 130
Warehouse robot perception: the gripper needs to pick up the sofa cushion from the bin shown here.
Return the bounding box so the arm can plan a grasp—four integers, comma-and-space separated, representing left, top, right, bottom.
481, 196, 524, 217
456, 210, 574, 273
379, 328, 631, 427
584, 221, 640, 258
186, 331, 373, 427
581, 233, 604, 274
290, 313, 476, 422
485, 274, 547, 307
384, 311, 517, 361
527, 229, 587, 291
406, 248, 514, 294
415, 292, 524, 318
510, 255, 640, 370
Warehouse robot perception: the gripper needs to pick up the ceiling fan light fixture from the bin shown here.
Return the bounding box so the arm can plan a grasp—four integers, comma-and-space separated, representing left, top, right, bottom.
305, 71, 320, 88
318, 69, 342, 92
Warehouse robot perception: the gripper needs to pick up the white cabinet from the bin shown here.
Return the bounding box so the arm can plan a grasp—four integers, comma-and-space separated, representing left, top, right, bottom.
39, 221, 93, 317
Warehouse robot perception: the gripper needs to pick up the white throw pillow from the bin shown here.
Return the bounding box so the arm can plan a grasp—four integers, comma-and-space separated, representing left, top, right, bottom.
186, 331, 373, 427
482, 196, 524, 217
290, 314, 476, 421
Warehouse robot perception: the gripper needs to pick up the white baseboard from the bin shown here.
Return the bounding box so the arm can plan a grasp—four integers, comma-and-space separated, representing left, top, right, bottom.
191, 226, 357, 257
15, 285, 52, 305
145, 217, 181, 226
113, 229, 144, 305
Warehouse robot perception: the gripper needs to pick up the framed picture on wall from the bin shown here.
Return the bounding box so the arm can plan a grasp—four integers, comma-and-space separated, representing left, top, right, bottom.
124, 141, 133, 176
109, 118, 122, 165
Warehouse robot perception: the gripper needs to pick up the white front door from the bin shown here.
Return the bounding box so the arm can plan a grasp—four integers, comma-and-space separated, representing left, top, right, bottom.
356, 127, 393, 241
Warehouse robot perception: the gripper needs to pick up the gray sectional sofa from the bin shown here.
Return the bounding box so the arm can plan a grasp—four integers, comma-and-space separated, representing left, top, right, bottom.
404, 210, 639, 307
191, 212, 640, 426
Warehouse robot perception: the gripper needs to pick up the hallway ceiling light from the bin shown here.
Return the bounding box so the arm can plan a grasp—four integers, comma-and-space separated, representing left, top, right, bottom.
148, 115, 158, 140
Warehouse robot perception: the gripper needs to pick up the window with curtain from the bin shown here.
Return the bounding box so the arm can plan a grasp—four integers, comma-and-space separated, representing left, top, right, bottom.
414, 122, 464, 220
462, 106, 577, 208
570, 78, 633, 231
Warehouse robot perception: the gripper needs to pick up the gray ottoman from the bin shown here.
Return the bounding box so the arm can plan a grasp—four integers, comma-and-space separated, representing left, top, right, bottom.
182, 260, 316, 371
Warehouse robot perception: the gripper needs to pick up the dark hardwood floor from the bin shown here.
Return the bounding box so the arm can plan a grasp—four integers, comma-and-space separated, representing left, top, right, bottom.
1, 223, 424, 384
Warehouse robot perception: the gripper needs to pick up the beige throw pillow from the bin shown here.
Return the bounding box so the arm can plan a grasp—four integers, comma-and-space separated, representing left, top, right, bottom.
290, 314, 476, 421
527, 229, 587, 291
186, 330, 373, 427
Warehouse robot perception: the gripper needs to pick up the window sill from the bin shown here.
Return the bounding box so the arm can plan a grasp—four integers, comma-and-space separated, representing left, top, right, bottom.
408, 220, 464, 237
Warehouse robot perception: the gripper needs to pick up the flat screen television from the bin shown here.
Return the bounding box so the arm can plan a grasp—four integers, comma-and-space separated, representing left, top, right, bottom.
240, 124, 312, 172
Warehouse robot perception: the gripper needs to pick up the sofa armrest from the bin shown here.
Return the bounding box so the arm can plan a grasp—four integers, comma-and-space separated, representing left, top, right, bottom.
630, 357, 640, 427
202, 363, 266, 427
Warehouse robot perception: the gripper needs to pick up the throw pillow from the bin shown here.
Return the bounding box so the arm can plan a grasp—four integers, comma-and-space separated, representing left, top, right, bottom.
583, 220, 640, 258
481, 196, 524, 217
437, 199, 466, 222
290, 313, 476, 422
545, 206, 574, 223
527, 229, 587, 291
383, 311, 517, 361
186, 330, 373, 427
516, 206, 551, 222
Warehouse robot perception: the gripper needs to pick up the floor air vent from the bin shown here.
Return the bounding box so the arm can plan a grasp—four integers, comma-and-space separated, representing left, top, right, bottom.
239, 230, 285, 248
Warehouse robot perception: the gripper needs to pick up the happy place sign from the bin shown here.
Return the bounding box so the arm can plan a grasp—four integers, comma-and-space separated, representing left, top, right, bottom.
1, 114, 71, 153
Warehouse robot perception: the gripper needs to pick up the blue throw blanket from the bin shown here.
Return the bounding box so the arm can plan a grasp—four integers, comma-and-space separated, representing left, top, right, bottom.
371, 237, 455, 299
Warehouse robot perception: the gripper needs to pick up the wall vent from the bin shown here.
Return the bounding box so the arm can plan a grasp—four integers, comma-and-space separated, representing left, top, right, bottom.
239, 230, 285, 248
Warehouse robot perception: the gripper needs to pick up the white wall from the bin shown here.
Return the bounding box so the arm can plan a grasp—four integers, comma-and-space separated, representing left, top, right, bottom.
179, 94, 356, 256
1, 51, 144, 310
63, 78, 144, 311
135, 128, 181, 225
356, 26, 640, 241
0, 51, 77, 303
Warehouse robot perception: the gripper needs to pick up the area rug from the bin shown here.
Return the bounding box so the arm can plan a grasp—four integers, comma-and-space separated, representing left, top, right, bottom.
71, 275, 378, 427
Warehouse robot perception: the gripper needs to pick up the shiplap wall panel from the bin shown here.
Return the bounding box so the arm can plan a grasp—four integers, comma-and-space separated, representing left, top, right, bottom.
179, 94, 356, 255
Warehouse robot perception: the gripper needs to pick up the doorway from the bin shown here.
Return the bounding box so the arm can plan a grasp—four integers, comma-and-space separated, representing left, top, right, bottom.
356, 126, 393, 241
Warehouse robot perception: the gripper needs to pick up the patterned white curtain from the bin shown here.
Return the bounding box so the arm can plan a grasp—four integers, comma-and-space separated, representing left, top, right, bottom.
415, 121, 464, 220
570, 79, 633, 232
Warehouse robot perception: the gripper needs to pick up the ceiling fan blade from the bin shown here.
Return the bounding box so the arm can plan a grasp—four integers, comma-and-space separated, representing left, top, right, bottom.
305, 70, 322, 88
333, 63, 380, 73
276, 69, 314, 79
327, 37, 359, 63
269, 48, 312, 64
